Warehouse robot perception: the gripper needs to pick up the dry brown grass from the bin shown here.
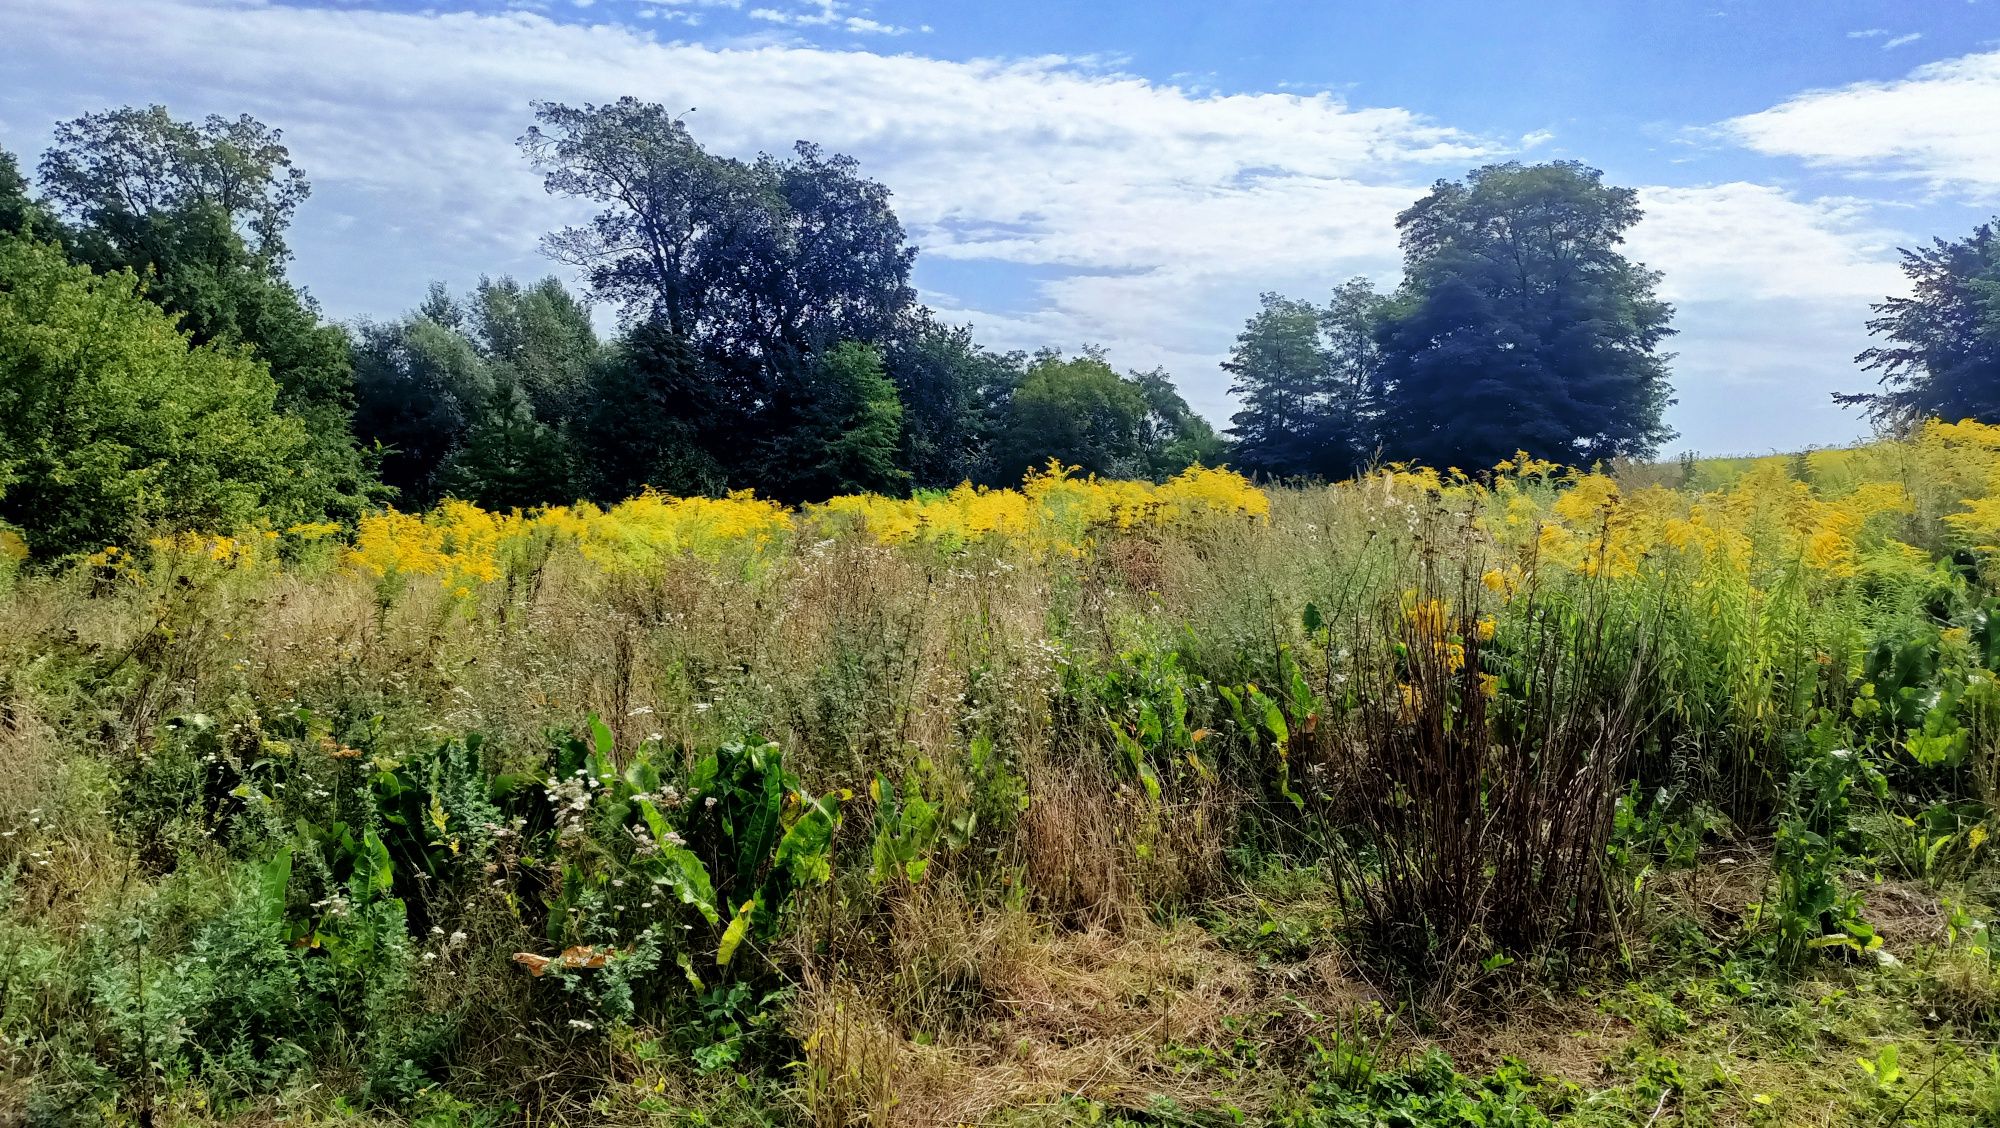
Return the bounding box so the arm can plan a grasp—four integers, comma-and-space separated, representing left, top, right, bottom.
797, 917, 1279, 1127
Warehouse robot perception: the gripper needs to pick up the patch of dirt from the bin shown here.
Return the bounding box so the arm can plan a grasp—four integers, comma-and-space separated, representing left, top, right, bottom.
1862, 878, 1950, 956
1425, 992, 1628, 1087
800, 915, 1409, 1126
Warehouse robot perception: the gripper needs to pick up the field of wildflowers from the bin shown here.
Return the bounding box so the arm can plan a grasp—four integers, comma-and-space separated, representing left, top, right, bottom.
9, 426, 2000, 1125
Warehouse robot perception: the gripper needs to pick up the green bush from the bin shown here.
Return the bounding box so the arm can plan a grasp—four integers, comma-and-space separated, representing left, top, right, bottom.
0, 234, 323, 556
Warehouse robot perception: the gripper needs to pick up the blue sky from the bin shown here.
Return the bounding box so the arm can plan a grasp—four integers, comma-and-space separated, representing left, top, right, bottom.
3, 0, 1997, 455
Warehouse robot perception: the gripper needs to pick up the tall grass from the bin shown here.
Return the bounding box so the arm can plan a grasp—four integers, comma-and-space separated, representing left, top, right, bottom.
7, 423, 2000, 1121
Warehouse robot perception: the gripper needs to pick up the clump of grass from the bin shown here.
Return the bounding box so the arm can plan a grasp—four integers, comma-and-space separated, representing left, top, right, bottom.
1314, 526, 1652, 998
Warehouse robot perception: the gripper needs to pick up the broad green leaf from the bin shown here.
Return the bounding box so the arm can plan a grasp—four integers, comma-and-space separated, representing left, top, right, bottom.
258, 848, 293, 920
716, 898, 757, 967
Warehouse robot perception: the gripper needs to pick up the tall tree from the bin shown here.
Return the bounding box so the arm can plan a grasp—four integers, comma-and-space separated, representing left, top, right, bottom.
0, 149, 48, 238
351, 312, 493, 506
520, 100, 919, 486
581, 319, 726, 500
719, 143, 918, 361
37, 106, 377, 520
520, 99, 751, 340
439, 385, 578, 511
1838, 220, 2000, 429
38, 106, 308, 264
992, 353, 1148, 482
1131, 367, 1229, 480
1225, 294, 1330, 478
0, 234, 314, 556
1376, 161, 1676, 471
352, 276, 601, 508
467, 275, 600, 422
760, 343, 908, 501
1224, 280, 1384, 479
1318, 278, 1389, 473
883, 316, 1021, 488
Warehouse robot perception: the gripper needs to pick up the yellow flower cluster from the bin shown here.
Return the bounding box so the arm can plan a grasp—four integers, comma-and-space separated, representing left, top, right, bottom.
148, 532, 262, 567
337, 464, 1269, 595
347, 491, 792, 596
1447, 425, 2000, 585
809, 462, 1270, 554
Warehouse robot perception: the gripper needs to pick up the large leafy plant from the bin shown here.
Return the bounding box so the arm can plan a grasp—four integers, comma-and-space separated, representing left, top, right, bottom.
540, 719, 842, 979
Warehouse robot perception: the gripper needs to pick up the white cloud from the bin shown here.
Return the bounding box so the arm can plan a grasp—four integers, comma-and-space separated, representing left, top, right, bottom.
1847, 28, 1924, 50
1630, 183, 1903, 303
748, 0, 911, 35
0, 0, 1484, 405
0, 0, 1919, 452
1723, 49, 2000, 198
1625, 184, 1905, 454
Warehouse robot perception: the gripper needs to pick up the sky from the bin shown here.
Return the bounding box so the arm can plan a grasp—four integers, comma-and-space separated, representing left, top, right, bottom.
1, 0, 1997, 456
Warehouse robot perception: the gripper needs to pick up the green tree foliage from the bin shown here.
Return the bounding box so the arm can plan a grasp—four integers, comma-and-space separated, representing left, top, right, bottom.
438, 385, 578, 511
352, 305, 493, 506
0, 235, 314, 555
522, 101, 914, 356
1376, 161, 1675, 470
39, 106, 308, 263
993, 353, 1148, 481
0, 149, 49, 238
760, 342, 909, 500
1319, 278, 1389, 471
990, 353, 1223, 484
7, 105, 1230, 516
520, 99, 919, 489
353, 277, 598, 508
1226, 295, 1330, 477
581, 319, 727, 499
1839, 219, 2000, 429
468, 275, 600, 421
1132, 367, 1229, 479
36, 106, 378, 521
1225, 279, 1385, 479
882, 317, 1022, 488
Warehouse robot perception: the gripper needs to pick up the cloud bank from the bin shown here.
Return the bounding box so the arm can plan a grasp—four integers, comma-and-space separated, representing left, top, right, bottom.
0, 0, 1948, 451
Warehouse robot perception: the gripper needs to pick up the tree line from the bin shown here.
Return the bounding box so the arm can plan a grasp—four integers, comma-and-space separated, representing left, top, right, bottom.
0, 101, 1228, 556
1224, 162, 2000, 482
2, 98, 1993, 557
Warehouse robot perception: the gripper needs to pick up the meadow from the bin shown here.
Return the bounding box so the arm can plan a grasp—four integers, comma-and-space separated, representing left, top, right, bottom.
9, 428, 2000, 1126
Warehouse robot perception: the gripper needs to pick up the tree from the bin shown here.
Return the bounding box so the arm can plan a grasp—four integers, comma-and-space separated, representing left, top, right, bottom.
1376, 161, 1675, 470
760, 343, 908, 501
580, 319, 727, 499
351, 276, 604, 508
521, 99, 752, 339
0, 234, 314, 556
883, 317, 1021, 488
439, 385, 578, 510
521, 100, 919, 486
1225, 294, 1329, 477
1131, 367, 1228, 480
1839, 220, 2000, 428
38, 105, 308, 264
467, 275, 601, 422
1224, 283, 1386, 480
992, 353, 1147, 482
0, 149, 48, 239
1318, 278, 1389, 473
352, 312, 493, 506
37, 106, 377, 521
717, 143, 917, 361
